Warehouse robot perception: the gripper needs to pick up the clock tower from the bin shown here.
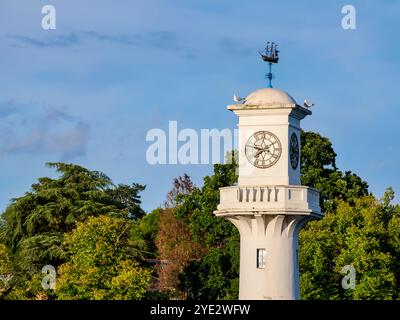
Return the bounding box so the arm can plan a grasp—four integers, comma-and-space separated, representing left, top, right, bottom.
214, 45, 323, 300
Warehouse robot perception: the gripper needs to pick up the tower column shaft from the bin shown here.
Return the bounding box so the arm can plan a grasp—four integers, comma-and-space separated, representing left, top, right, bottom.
229, 214, 306, 300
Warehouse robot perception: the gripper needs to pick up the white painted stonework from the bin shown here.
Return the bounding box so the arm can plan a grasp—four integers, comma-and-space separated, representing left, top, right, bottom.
214, 87, 323, 300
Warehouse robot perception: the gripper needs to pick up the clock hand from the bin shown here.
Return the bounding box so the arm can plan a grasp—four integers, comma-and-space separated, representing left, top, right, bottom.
254, 147, 269, 158
254, 150, 263, 158
251, 141, 276, 159
246, 144, 263, 150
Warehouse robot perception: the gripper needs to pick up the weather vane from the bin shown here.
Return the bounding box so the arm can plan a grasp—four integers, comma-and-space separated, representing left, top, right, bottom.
259, 42, 279, 88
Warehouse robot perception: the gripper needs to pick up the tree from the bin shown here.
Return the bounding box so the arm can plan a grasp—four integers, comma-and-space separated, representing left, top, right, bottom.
299, 132, 399, 299
301, 131, 369, 212
172, 161, 239, 299
56, 215, 152, 300
164, 174, 195, 208
179, 231, 240, 300
131, 208, 162, 259
0, 162, 145, 299
175, 162, 238, 245
155, 209, 204, 298
299, 192, 400, 299
154, 175, 201, 298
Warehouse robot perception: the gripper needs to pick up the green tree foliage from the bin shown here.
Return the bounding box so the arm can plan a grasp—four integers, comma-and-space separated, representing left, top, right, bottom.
179, 232, 240, 300
0, 162, 146, 299
57, 215, 152, 300
299, 192, 400, 299
301, 131, 369, 212
175, 161, 238, 246
131, 208, 161, 258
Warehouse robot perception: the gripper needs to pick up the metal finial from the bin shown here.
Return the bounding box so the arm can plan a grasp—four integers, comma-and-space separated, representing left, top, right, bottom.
259, 42, 279, 88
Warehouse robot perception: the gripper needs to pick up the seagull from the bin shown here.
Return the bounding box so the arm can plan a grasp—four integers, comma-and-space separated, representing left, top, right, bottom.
303, 99, 315, 108
233, 94, 245, 103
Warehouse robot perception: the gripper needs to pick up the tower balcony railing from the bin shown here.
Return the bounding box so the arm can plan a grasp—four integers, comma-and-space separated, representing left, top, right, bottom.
216, 185, 321, 216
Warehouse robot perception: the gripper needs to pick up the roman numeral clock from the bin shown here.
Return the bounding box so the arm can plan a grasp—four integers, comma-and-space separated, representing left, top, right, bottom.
214, 43, 323, 300
245, 131, 282, 169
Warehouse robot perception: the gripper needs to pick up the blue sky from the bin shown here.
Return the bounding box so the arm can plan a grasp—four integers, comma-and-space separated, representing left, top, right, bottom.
0, 0, 399, 212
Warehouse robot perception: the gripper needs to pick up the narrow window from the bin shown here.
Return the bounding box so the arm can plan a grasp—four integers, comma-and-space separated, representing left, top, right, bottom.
257, 248, 266, 269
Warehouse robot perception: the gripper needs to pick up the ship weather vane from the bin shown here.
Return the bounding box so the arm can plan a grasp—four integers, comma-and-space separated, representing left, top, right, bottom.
259, 42, 279, 88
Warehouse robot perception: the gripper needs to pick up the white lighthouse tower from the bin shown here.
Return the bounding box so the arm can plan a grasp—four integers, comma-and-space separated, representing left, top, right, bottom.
214, 44, 323, 300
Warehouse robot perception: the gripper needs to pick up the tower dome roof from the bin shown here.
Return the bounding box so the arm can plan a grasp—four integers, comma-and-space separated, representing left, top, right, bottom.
245, 88, 296, 105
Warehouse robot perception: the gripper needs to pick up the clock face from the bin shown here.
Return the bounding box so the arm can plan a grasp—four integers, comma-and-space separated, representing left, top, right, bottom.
245, 131, 282, 168
290, 132, 299, 170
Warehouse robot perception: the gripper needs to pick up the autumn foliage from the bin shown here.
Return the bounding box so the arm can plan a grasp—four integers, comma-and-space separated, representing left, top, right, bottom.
155, 208, 204, 298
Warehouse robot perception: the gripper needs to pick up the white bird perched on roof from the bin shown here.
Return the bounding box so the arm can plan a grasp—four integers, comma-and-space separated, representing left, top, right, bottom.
303, 99, 315, 108
233, 94, 245, 103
